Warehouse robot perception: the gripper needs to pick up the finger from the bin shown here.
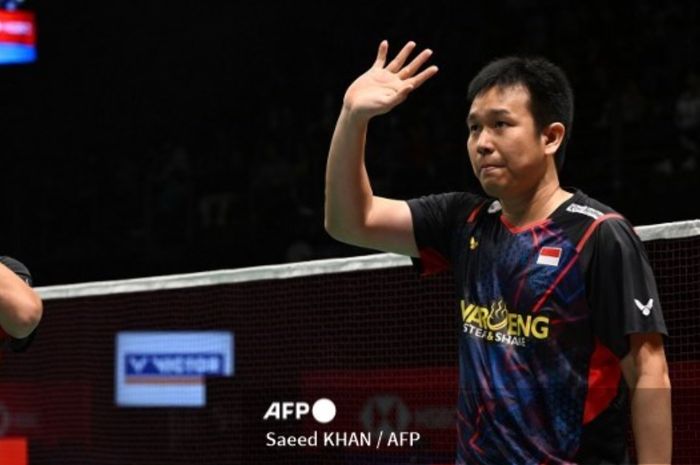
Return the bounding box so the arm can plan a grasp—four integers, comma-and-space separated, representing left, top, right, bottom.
399, 49, 433, 79
373, 40, 389, 69
385, 41, 416, 72
406, 65, 439, 89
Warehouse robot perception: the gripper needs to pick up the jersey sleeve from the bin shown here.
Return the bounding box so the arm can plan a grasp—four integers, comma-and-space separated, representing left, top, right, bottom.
585, 219, 668, 358
0, 256, 38, 353
406, 192, 482, 276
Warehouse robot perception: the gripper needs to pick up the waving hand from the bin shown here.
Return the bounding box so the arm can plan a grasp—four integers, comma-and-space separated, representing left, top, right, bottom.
343, 41, 438, 121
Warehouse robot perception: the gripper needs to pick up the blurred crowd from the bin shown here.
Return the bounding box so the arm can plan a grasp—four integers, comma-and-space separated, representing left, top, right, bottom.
4, 1, 699, 285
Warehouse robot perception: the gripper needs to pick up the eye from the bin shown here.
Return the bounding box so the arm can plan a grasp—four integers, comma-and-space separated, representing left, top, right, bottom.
495, 120, 509, 128
468, 124, 480, 133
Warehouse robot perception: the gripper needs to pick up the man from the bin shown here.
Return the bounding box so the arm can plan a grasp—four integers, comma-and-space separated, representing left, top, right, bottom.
324, 40, 671, 464
0, 256, 42, 355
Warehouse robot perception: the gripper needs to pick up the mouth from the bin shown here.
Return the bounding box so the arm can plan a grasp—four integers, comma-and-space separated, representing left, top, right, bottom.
479, 164, 504, 175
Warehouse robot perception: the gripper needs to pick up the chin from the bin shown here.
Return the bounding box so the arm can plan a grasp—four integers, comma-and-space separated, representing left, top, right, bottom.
479, 179, 505, 198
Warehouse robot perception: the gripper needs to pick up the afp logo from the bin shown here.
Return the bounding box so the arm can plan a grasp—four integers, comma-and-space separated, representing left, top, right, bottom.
263, 398, 336, 424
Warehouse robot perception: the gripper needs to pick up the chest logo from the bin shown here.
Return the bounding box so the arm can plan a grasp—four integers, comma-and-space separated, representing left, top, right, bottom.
461, 299, 550, 344
536, 247, 562, 267
634, 298, 653, 316
469, 237, 479, 250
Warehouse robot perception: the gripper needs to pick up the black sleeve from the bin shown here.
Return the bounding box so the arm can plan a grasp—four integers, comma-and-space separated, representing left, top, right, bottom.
585, 219, 668, 358
0, 256, 33, 285
406, 192, 483, 275
0, 255, 38, 353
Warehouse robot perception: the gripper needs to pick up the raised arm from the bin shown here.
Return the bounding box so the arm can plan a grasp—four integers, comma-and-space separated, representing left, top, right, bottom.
324, 40, 438, 257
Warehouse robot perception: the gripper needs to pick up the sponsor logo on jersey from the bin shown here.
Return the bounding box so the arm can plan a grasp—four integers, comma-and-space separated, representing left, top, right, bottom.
469, 236, 479, 250
566, 203, 604, 219
536, 247, 562, 267
487, 201, 502, 213
634, 298, 653, 316
460, 299, 550, 347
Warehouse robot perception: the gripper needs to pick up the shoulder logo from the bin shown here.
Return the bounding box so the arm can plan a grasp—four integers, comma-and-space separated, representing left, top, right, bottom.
487, 201, 502, 214
634, 298, 653, 316
566, 203, 604, 220
536, 247, 562, 267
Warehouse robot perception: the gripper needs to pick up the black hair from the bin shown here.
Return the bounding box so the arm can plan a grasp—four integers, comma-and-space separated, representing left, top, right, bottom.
467, 56, 574, 172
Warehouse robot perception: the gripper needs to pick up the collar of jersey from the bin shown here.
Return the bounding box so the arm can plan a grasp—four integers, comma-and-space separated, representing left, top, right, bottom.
498, 188, 581, 234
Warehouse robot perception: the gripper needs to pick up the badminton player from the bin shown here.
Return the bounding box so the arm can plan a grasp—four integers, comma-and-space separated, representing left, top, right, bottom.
0, 256, 42, 354
324, 40, 671, 464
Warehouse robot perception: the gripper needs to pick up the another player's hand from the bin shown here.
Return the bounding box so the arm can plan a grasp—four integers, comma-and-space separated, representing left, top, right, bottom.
343, 40, 438, 121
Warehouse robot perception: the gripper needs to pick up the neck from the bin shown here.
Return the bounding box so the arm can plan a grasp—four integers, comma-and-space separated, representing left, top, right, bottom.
499, 176, 572, 227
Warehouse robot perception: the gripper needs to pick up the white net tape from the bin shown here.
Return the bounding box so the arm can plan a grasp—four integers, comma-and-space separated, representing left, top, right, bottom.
35, 219, 700, 300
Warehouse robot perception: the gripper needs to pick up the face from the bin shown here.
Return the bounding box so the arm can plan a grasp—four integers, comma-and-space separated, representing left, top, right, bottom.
466, 84, 556, 198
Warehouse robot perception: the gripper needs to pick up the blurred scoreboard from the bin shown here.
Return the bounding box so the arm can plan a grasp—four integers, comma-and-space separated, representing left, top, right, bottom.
0, 9, 36, 65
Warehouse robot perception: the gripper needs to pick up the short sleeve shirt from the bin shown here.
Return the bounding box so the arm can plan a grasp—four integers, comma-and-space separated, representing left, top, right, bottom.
407, 188, 667, 465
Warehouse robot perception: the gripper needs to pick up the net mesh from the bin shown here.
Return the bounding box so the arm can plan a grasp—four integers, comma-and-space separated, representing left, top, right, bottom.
639, 233, 700, 464
0, 220, 697, 464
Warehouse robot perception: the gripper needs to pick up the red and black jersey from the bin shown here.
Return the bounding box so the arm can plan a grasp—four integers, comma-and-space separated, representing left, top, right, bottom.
407, 188, 667, 465
0, 256, 37, 353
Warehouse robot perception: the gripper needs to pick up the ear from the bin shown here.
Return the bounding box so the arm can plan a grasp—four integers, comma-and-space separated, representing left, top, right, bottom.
541, 122, 565, 158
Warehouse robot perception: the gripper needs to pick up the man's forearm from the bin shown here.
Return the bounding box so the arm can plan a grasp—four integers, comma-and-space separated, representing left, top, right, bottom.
324, 107, 374, 241
631, 373, 672, 464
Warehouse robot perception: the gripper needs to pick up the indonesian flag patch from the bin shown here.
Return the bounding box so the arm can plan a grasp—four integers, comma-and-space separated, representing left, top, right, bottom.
537, 247, 562, 267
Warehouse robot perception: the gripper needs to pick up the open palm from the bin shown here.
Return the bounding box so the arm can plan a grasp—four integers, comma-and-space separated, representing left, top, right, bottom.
343, 41, 438, 120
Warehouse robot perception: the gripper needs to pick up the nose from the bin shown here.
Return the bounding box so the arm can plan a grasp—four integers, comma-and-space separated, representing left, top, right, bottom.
475, 129, 494, 156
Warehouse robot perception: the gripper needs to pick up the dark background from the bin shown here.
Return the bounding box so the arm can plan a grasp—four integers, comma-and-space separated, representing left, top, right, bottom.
1, 1, 698, 286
